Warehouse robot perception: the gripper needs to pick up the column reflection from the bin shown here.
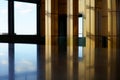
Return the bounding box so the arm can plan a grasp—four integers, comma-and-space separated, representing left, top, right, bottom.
51, 36, 67, 80
0, 37, 119, 80
95, 48, 108, 80
45, 44, 51, 80
67, 41, 73, 80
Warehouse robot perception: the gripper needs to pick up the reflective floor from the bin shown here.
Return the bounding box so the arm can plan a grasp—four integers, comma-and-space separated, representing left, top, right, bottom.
0, 37, 120, 80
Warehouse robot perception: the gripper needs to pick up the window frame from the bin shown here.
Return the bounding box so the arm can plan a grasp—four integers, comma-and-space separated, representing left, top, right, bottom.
0, 0, 44, 44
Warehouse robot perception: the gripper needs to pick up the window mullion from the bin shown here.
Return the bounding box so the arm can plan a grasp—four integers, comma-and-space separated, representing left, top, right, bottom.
8, 0, 14, 35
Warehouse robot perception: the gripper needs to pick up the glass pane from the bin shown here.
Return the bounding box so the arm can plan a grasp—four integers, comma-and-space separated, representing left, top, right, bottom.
78, 17, 83, 59
78, 17, 83, 37
0, 43, 8, 80
0, 0, 8, 35
14, 1, 37, 35
15, 44, 37, 80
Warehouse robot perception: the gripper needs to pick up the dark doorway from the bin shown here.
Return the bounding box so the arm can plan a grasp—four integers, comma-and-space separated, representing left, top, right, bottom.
58, 15, 67, 56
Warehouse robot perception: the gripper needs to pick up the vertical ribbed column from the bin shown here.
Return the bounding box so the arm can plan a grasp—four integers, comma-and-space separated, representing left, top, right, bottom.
102, 0, 108, 77
101, 0, 108, 36
67, 0, 73, 47
45, 0, 51, 80
85, 0, 91, 80
45, 0, 51, 47
90, 0, 95, 80
51, 0, 58, 45
111, 0, 117, 80
78, 0, 86, 80
67, 0, 73, 80
108, 0, 117, 80
107, 0, 112, 80
73, 0, 79, 79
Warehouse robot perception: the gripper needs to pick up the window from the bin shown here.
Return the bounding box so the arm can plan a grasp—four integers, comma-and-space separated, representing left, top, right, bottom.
78, 15, 83, 37
0, 0, 8, 35
0, 1, 41, 43
14, 1, 37, 35
78, 14, 83, 59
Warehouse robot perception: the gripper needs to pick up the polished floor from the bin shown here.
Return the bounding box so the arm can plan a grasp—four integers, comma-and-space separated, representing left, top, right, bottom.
0, 38, 120, 80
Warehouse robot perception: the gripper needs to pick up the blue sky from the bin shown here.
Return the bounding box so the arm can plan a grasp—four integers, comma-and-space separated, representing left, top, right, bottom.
0, 0, 8, 34
0, 0, 36, 35
14, 1, 37, 35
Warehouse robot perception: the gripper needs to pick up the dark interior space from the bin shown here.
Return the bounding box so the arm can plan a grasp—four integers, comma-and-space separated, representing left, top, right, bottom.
58, 15, 67, 56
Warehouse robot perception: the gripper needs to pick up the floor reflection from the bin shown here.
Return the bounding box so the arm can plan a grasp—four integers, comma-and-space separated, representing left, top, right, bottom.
78, 46, 83, 59
0, 43, 8, 80
15, 44, 37, 80
0, 37, 120, 80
